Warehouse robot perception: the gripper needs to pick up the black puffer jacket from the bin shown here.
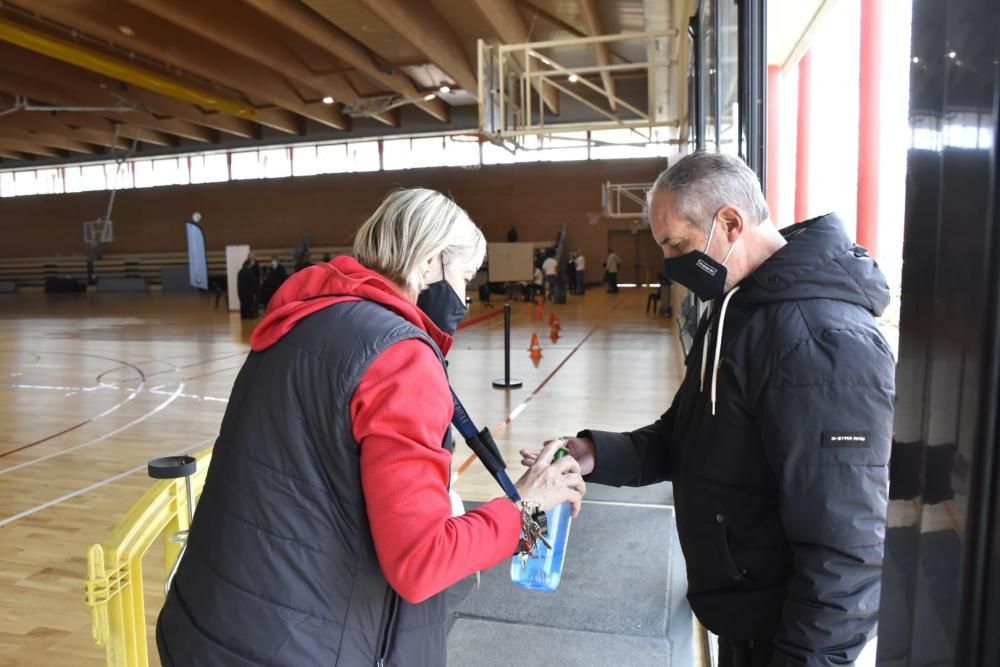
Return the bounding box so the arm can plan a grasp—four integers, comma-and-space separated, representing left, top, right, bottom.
584, 214, 896, 665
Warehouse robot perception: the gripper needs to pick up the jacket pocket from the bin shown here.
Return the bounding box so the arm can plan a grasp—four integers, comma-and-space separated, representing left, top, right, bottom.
714, 513, 751, 585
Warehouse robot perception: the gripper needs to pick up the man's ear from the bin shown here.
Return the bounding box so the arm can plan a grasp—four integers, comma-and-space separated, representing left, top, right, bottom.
716, 205, 745, 242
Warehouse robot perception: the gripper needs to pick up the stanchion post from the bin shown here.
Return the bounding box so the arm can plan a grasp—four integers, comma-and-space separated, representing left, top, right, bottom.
492, 303, 523, 389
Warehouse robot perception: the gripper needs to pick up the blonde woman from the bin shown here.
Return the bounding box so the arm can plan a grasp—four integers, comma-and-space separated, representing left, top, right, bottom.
156, 188, 584, 666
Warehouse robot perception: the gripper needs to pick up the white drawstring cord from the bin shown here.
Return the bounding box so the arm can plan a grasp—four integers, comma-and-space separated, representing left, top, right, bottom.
699, 303, 713, 391
710, 286, 741, 415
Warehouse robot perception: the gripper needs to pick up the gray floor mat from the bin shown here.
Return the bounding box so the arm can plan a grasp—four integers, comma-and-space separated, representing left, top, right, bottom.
448, 618, 673, 667
447, 502, 691, 666
584, 481, 674, 505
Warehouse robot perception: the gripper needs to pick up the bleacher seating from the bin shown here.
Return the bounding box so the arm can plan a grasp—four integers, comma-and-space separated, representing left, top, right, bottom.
0, 246, 351, 290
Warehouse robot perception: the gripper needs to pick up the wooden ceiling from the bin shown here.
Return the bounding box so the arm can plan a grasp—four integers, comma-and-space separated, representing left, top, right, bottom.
0, 0, 649, 166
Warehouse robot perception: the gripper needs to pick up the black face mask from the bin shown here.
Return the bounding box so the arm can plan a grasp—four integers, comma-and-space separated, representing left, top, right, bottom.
417, 280, 468, 334
661, 218, 737, 301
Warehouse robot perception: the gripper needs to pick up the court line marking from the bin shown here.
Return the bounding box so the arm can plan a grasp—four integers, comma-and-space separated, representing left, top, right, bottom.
0, 380, 186, 475
453, 292, 628, 479
455, 324, 600, 477
0, 349, 190, 470
0, 351, 149, 458
0, 310, 499, 526
0, 436, 215, 528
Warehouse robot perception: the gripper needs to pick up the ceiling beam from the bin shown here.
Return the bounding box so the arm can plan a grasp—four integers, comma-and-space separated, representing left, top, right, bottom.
0, 126, 101, 154
242, 0, 449, 123
128, 0, 380, 130
356, 0, 478, 96
8, 0, 347, 132
517, 0, 634, 65
122, 0, 358, 110
107, 85, 259, 139
577, 0, 617, 111
254, 107, 306, 135
471, 0, 560, 114
0, 53, 215, 143
0, 148, 28, 160
0, 138, 61, 157
0, 16, 254, 118
47, 112, 176, 148
0, 109, 132, 150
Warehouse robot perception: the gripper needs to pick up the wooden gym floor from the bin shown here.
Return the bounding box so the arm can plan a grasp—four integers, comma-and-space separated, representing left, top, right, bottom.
0, 287, 681, 666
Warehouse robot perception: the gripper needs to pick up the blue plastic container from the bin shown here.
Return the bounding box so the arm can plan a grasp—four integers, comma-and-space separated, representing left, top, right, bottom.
511, 448, 573, 592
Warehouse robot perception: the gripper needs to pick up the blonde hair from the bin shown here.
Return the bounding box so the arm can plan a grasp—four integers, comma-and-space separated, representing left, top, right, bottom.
353, 188, 486, 293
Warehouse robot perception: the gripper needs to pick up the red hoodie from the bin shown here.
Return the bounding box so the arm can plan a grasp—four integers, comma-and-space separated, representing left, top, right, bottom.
250, 257, 521, 603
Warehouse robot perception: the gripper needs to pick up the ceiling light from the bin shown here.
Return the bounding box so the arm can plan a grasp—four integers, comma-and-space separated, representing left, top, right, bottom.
438, 85, 451, 93
947, 51, 957, 59
911, 56, 919, 63
568, 74, 579, 83
117, 25, 136, 37
424, 93, 437, 101
322, 96, 335, 104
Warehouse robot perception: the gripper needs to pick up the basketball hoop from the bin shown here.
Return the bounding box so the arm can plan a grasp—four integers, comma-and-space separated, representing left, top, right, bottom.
84, 218, 113, 246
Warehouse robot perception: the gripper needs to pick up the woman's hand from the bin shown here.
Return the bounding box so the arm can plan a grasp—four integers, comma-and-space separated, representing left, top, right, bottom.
520, 436, 596, 476
514, 439, 586, 517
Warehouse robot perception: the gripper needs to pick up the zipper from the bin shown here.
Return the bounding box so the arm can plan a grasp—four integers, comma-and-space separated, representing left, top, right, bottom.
375, 587, 400, 667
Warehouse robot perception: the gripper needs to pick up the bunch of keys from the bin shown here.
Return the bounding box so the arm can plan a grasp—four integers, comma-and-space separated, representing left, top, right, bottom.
517, 506, 551, 571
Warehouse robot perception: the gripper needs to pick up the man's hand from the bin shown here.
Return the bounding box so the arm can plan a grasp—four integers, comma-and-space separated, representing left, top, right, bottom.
514, 439, 586, 518
520, 437, 596, 476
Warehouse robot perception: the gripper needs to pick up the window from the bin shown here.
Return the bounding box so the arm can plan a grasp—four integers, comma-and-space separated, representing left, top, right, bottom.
0, 124, 682, 198
35, 168, 65, 195
259, 148, 291, 179
134, 158, 189, 188
190, 154, 229, 183
317, 144, 348, 173
291, 146, 319, 176
381, 137, 414, 170
346, 141, 380, 172
0, 171, 14, 197
105, 162, 133, 190
482, 140, 517, 165
443, 136, 481, 167
230, 150, 262, 181
78, 164, 108, 192
591, 128, 673, 160
535, 132, 589, 162
14, 170, 39, 196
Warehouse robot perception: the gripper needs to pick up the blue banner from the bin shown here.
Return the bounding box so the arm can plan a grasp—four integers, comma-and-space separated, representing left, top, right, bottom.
185, 221, 208, 290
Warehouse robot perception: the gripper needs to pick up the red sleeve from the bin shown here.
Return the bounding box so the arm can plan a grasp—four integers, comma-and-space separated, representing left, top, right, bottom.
351, 339, 522, 604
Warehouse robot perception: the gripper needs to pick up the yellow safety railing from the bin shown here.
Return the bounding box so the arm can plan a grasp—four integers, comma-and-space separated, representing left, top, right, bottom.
84, 448, 213, 667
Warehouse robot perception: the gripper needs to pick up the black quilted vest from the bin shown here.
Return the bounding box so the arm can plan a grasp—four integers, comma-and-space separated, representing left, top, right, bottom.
157, 300, 452, 666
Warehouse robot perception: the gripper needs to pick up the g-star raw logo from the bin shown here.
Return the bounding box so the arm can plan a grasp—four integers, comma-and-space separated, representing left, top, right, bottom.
696, 259, 718, 276
822, 431, 871, 447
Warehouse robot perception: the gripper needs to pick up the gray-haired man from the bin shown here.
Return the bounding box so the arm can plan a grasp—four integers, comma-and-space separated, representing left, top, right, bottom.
525, 152, 895, 665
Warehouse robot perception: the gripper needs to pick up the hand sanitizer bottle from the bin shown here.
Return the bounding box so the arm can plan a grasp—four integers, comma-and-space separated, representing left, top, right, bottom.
510, 447, 573, 592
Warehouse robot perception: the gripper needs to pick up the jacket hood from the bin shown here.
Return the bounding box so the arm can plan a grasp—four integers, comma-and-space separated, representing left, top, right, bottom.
250, 256, 453, 355
736, 213, 890, 317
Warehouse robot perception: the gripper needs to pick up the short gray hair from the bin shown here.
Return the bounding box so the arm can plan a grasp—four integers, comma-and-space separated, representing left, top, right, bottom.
354, 188, 486, 293
647, 152, 769, 231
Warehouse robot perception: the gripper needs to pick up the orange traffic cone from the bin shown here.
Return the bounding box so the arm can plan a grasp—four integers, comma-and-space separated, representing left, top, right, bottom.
550, 314, 561, 332
549, 329, 560, 344
528, 332, 543, 362
534, 302, 544, 323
